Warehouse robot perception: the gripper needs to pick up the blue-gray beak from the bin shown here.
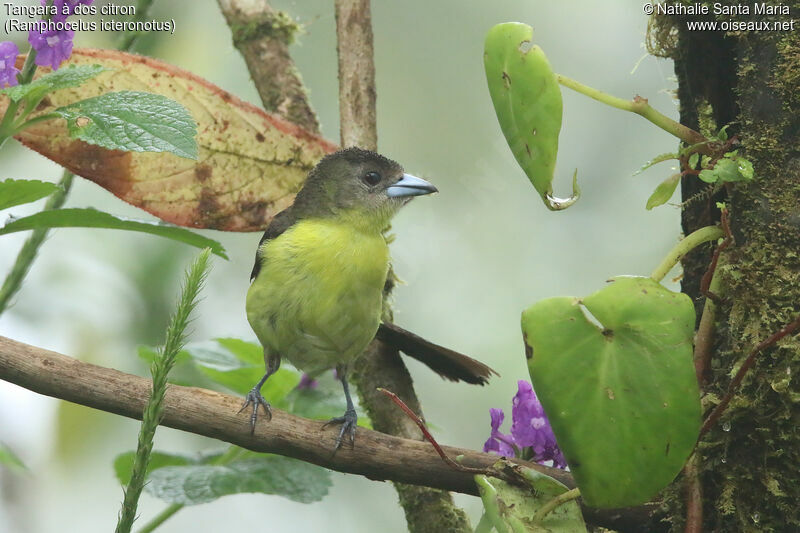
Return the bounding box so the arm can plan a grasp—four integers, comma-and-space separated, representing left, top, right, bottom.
386, 173, 438, 198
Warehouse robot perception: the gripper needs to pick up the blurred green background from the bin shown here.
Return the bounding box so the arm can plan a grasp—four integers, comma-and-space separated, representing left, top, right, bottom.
0, 1, 682, 531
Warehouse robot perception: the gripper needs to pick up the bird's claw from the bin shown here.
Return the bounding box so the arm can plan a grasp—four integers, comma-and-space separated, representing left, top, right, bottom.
238, 388, 271, 434
322, 408, 357, 452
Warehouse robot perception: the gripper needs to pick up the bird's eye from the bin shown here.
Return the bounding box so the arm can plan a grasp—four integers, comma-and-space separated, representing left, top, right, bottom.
362, 171, 381, 186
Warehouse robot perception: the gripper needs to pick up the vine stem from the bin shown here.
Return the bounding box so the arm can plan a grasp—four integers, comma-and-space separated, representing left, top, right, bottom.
0, 172, 74, 314
650, 225, 725, 283
532, 487, 581, 525
135, 504, 182, 533
555, 74, 710, 151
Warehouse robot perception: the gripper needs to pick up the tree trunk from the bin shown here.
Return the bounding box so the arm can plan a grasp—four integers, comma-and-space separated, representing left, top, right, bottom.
653, 4, 800, 531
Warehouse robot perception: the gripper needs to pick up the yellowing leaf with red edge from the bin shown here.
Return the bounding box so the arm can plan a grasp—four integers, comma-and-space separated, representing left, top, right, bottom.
2, 49, 338, 231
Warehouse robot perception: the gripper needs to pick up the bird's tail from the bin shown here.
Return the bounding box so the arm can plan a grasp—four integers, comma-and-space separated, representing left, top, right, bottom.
376, 322, 498, 385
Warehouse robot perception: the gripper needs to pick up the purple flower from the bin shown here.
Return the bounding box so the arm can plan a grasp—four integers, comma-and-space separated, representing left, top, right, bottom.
0, 41, 20, 87
296, 373, 318, 390
41, 0, 94, 22
28, 28, 74, 70
483, 380, 567, 469
482, 408, 515, 457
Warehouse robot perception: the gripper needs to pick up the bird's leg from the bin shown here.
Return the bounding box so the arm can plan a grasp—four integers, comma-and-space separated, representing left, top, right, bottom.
322, 365, 358, 451
238, 353, 280, 434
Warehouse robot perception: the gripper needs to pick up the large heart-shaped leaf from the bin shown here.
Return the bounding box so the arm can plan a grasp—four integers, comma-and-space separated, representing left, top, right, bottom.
521, 276, 700, 508
484, 23, 578, 211
2, 49, 338, 231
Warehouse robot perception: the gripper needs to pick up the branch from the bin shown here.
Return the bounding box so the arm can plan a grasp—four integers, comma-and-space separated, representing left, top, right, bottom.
217, 0, 320, 133
0, 336, 657, 531
334, 0, 377, 149
332, 1, 472, 531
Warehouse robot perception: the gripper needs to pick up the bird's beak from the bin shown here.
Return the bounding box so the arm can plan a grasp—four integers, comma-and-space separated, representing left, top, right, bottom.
386, 173, 438, 198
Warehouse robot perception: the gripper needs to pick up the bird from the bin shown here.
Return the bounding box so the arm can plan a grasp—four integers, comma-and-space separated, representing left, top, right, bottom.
241, 147, 496, 450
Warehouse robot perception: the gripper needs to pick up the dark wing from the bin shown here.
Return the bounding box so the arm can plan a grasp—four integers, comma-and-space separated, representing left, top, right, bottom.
376, 322, 498, 385
250, 207, 297, 281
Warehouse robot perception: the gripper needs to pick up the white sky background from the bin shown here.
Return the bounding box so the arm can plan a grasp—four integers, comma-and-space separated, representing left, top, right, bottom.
0, 1, 681, 531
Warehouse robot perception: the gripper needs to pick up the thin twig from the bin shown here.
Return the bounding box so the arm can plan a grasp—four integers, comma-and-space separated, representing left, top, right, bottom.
378, 388, 488, 476
699, 208, 732, 304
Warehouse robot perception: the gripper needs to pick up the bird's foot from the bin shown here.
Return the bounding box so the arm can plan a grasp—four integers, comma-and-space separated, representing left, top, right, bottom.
238, 388, 271, 434
322, 408, 357, 452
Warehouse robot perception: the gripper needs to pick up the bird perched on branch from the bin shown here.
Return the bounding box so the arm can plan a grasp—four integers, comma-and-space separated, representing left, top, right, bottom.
242, 147, 495, 450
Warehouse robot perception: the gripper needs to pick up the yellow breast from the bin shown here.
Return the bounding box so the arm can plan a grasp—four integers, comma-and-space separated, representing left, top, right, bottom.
246, 218, 389, 373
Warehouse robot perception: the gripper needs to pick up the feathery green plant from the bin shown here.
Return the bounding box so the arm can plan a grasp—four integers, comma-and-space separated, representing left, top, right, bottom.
115, 248, 212, 533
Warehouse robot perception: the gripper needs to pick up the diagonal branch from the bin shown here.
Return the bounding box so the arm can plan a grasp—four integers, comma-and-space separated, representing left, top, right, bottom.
0, 335, 657, 532
217, 0, 319, 134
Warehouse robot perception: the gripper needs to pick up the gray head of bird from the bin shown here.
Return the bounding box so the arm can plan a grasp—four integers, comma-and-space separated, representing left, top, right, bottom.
293, 147, 438, 230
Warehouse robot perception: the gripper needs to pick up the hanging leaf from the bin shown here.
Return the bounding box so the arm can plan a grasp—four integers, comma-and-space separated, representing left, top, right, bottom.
484, 23, 579, 211
2, 49, 337, 231
522, 276, 700, 508
645, 173, 680, 210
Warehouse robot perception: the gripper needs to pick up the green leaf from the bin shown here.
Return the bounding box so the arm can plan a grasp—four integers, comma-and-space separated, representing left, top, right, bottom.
522, 276, 700, 508
0, 65, 109, 103
146, 454, 331, 505
0, 442, 27, 473
646, 173, 681, 210
476, 466, 586, 532
484, 22, 578, 210
688, 153, 699, 168
698, 155, 754, 184
698, 168, 717, 183
633, 152, 678, 176
113, 450, 210, 485
52, 91, 198, 159
0, 179, 61, 210
727, 153, 754, 181
181, 339, 300, 399
0, 207, 227, 258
